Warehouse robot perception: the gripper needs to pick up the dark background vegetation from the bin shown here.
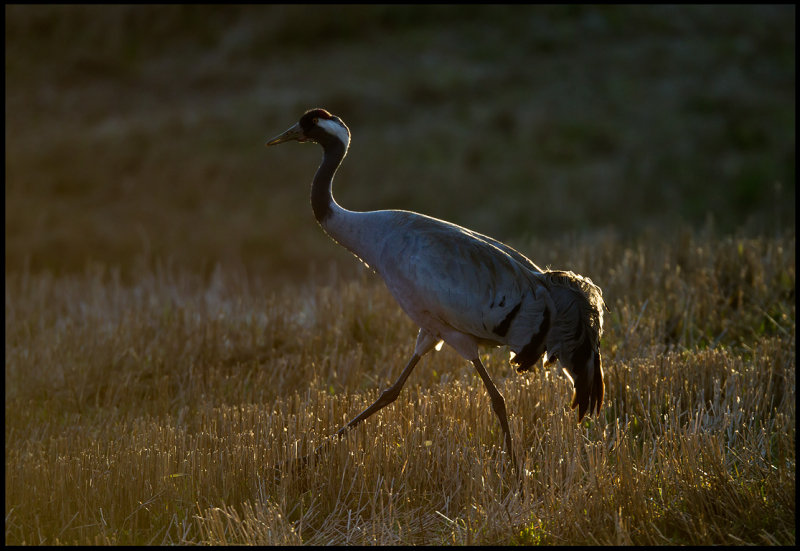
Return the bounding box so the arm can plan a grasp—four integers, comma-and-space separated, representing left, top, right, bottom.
5, 5, 795, 283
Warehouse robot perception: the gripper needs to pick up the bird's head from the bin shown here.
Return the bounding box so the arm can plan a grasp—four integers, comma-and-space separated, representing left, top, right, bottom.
266, 108, 350, 150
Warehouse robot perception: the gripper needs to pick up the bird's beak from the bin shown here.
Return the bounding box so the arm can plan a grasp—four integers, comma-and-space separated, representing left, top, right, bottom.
266, 122, 305, 146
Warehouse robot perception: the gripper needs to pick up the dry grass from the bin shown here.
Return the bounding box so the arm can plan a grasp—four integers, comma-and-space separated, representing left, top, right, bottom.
5, 5, 795, 545
5, 230, 794, 545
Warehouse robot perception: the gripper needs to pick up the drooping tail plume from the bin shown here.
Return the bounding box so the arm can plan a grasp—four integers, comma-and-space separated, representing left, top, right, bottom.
542, 270, 605, 421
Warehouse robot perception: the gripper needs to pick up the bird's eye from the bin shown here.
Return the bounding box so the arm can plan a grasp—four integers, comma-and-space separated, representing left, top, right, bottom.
312, 117, 319, 124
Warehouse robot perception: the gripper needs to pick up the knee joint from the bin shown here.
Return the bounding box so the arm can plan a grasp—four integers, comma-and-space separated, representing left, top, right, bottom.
380, 388, 398, 403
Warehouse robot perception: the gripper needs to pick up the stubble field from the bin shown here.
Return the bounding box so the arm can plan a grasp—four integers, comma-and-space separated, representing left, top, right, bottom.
5, 232, 795, 544
5, 5, 795, 545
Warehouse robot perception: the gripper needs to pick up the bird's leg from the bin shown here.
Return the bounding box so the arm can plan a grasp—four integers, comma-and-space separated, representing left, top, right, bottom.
311, 329, 439, 455
284, 352, 420, 475
280, 350, 424, 478
332, 351, 421, 439
275, 331, 436, 479
471, 357, 519, 473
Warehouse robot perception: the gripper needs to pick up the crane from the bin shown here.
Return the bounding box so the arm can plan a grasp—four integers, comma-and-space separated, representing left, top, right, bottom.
267, 108, 605, 469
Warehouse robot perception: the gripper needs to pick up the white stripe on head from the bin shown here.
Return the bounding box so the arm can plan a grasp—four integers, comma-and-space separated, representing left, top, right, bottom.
317, 118, 351, 147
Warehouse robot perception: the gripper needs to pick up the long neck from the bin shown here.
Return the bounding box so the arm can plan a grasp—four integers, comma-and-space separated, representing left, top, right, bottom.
311, 139, 348, 224
310, 139, 382, 268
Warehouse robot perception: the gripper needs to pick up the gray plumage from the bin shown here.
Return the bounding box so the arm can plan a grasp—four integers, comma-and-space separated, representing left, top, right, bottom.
267, 109, 605, 468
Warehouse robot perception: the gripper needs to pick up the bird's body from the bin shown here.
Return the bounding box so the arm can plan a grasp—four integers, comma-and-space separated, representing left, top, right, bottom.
267, 109, 605, 468
365, 211, 552, 358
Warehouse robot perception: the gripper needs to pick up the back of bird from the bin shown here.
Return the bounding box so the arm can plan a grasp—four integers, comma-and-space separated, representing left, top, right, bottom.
538, 270, 605, 421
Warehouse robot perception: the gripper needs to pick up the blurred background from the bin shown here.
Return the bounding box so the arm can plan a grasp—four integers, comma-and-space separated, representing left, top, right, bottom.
5, 5, 795, 283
